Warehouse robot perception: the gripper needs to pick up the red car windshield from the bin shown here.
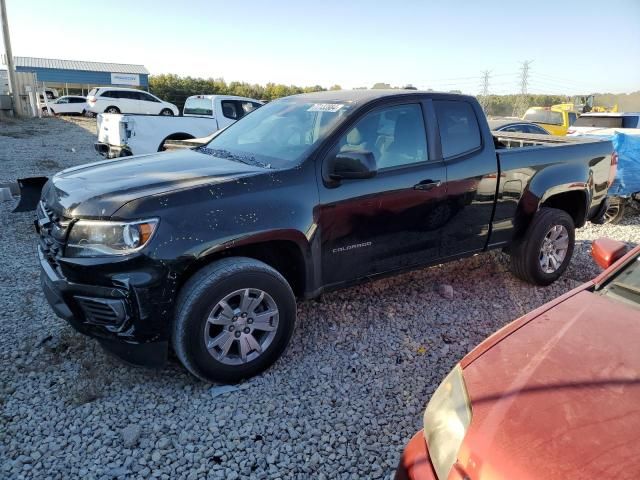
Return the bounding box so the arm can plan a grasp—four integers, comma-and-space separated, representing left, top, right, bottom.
598, 255, 640, 309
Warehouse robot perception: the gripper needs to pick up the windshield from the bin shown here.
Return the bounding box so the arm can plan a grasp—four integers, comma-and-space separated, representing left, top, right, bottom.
523, 109, 564, 126
598, 254, 640, 309
184, 97, 213, 116
202, 98, 354, 168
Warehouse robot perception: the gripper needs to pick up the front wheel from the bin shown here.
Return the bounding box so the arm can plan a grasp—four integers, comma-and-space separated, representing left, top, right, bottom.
510, 208, 575, 286
172, 257, 296, 383
160, 108, 174, 116
105, 106, 120, 114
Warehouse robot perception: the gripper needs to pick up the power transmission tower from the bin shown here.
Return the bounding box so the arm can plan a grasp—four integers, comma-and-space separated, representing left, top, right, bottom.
512, 60, 532, 117
479, 70, 490, 113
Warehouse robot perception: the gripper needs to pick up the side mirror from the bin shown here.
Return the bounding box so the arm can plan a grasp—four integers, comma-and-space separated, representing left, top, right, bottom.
591, 238, 628, 269
330, 151, 377, 180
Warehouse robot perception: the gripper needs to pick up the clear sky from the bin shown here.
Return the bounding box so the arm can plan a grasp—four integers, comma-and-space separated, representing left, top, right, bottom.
2, 0, 639, 94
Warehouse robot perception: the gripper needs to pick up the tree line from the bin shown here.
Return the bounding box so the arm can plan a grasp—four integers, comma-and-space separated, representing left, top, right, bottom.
149, 74, 640, 115
149, 74, 341, 110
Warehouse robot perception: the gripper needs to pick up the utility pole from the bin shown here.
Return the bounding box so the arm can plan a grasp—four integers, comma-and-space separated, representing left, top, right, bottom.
479, 70, 490, 113
512, 60, 532, 117
1, 0, 23, 116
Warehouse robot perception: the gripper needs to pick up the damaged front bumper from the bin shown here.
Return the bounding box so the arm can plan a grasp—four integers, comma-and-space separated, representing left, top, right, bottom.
38, 246, 171, 367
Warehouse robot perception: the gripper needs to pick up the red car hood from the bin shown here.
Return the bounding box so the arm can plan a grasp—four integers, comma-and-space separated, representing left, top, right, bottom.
458, 290, 640, 480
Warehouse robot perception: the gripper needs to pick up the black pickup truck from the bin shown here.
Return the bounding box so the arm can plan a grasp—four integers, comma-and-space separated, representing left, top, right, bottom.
36, 90, 615, 382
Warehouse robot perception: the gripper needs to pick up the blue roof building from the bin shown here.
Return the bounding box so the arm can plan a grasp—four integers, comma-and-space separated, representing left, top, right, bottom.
1, 56, 150, 92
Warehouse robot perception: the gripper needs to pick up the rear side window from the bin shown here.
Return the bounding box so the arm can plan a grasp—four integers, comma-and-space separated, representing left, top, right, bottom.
100, 90, 120, 99
434, 100, 481, 158
120, 91, 140, 100
568, 112, 577, 125
184, 97, 214, 116
221, 100, 240, 120
221, 100, 262, 120
573, 116, 623, 128
523, 109, 563, 126
70, 97, 86, 104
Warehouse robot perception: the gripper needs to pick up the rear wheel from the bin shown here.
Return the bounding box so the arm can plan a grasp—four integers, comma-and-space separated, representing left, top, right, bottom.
172, 257, 296, 383
601, 197, 626, 224
510, 208, 575, 285
105, 106, 120, 114
160, 108, 174, 116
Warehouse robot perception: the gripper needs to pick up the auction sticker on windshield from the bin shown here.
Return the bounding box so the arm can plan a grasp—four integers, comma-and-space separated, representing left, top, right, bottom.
307, 103, 345, 112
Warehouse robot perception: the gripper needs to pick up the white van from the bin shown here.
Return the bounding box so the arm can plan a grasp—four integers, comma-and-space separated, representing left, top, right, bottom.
86, 87, 179, 116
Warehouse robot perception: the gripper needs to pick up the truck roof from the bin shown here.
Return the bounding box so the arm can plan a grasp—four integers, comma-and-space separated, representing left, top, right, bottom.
287, 89, 475, 105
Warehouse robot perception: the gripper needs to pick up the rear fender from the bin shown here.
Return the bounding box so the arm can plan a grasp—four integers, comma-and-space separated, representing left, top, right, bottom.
513, 163, 590, 236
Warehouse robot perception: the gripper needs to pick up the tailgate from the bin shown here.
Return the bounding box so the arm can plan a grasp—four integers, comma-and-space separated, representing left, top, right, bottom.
97, 113, 130, 146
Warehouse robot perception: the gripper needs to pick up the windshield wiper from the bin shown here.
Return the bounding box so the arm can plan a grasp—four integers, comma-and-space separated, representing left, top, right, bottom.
196, 147, 271, 169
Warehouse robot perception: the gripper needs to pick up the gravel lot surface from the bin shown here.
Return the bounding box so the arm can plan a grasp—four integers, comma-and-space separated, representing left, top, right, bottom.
1, 117, 639, 479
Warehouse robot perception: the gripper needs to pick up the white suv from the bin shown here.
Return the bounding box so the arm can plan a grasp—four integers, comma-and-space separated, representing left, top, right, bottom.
86, 87, 179, 116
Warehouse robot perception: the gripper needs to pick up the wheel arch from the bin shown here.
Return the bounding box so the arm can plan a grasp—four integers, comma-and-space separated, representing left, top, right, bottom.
157, 132, 196, 152
177, 231, 313, 299
512, 163, 591, 239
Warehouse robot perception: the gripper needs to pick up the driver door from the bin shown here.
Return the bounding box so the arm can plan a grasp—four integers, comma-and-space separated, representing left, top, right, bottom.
318, 100, 448, 286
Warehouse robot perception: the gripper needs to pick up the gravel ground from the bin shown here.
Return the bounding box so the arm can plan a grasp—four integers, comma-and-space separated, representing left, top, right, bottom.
1, 117, 639, 479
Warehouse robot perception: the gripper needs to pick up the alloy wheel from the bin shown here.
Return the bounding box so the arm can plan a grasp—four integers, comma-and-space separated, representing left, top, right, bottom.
539, 224, 570, 273
203, 288, 279, 365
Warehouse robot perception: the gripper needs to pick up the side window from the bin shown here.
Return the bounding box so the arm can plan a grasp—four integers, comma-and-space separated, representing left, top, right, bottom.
122, 91, 139, 100
100, 90, 114, 98
140, 92, 160, 102
568, 112, 577, 126
72, 97, 86, 104
56, 97, 69, 104
530, 124, 548, 134
335, 104, 428, 170
434, 100, 481, 158
239, 101, 259, 116
221, 100, 239, 120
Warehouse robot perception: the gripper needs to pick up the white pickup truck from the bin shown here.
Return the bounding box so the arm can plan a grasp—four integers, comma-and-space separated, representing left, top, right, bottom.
94, 94, 263, 158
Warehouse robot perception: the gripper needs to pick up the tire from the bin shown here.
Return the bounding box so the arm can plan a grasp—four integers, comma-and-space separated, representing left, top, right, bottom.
600, 197, 626, 225
105, 106, 120, 114
160, 108, 174, 116
172, 257, 296, 383
510, 208, 575, 286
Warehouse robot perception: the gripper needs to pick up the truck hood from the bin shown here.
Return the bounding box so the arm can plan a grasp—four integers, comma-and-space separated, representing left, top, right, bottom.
458, 290, 640, 479
44, 149, 264, 218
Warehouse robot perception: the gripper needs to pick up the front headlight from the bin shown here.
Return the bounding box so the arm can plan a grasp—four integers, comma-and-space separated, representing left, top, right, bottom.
423, 364, 472, 480
66, 218, 159, 257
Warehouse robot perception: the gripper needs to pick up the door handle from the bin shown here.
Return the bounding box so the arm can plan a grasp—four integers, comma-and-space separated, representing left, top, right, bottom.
413, 180, 442, 191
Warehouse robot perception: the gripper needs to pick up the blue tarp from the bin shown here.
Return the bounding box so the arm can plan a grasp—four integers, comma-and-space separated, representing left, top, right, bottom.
611, 133, 640, 196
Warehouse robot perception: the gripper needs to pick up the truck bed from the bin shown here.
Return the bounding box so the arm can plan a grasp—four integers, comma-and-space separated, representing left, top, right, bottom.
492, 131, 609, 149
